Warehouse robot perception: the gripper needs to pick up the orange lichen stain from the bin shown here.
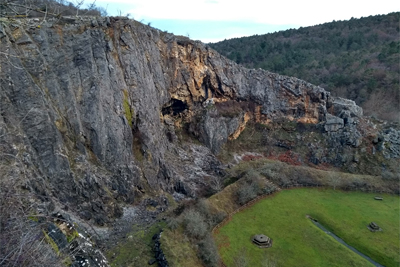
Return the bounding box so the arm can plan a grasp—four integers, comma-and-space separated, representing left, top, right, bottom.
254, 106, 262, 122
53, 25, 64, 45
212, 98, 229, 103
298, 117, 318, 124
12, 28, 22, 40
254, 106, 271, 124
229, 112, 250, 140
305, 95, 310, 110
287, 115, 295, 121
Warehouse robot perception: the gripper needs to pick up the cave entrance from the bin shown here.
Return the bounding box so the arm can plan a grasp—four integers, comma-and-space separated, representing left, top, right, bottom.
162, 99, 188, 116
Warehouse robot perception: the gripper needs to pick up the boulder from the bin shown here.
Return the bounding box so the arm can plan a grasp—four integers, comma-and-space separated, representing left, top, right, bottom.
330, 97, 363, 118
325, 114, 344, 132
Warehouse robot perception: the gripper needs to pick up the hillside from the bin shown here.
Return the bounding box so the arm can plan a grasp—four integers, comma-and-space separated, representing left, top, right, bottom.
209, 12, 400, 121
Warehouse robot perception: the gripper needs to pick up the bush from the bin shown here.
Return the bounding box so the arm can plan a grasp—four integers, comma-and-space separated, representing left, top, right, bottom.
0, 0, 104, 18
0, 182, 62, 267
196, 198, 211, 218
198, 234, 219, 267
166, 217, 180, 230
182, 210, 208, 238
213, 211, 227, 225
261, 184, 277, 194
243, 169, 260, 182
236, 183, 258, 205
381, 170, 398, 181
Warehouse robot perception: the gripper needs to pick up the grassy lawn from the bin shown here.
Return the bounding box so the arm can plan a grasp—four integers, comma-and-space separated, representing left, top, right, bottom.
214, 188, 399, 267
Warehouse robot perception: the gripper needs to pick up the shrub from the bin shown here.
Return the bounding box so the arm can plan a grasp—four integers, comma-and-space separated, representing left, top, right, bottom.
198, 234, 219, 267
183, 210, 208, 238
243, 169, 260, 182
236, 183, 258, 205
261, 184, 277, 194
0, 182, 63, 267
166, 217, 180, 230
209, 175, 224, 193
213, 211, 227, 225
381, 170, 398, 181
196, 198, 211, 218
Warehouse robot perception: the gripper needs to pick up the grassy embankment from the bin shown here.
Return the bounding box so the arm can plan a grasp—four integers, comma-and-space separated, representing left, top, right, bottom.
106, 221, 166, 267
214, 188, 399, 267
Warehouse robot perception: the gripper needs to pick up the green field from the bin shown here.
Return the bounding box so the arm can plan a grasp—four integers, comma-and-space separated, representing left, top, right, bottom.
214, 188, 399, 267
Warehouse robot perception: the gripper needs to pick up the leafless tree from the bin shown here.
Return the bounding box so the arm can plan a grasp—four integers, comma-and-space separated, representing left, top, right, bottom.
327, 172, 342, 190
0, 0, 105, 18
210, 175, 223, 192
198, 234, 219, 267
183, 209, 208, 238
236, 182, 258, 205
0, 144, 63, 266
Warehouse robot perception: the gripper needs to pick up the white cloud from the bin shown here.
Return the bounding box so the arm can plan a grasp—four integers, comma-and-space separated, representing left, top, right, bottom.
98, 0, 399, 26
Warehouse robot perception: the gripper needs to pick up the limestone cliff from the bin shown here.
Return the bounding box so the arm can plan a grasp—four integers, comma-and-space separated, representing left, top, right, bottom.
0, 16, 398, 228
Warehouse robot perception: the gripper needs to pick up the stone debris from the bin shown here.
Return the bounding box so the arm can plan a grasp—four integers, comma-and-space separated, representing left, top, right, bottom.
153, 231, 169, 267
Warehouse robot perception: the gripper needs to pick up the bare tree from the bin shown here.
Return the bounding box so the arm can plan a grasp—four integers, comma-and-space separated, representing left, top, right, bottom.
210, 175, 223, 192
327, 172, 342, 190
236, 182, 258, 205
0, 145, 63, 266
198, 234, 219, 267
183, 209, 208, 238
0, 0, 104, 18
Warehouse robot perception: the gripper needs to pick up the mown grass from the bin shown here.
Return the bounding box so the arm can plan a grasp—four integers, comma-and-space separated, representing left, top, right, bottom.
214, 188, 399, 267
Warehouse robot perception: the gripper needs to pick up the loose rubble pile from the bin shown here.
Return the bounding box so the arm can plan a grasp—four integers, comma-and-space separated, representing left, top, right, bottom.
151, 231, 169, 267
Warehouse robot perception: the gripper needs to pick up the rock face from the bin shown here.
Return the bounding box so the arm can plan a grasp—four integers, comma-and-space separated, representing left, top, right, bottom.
378, 128, 400, 159
0, 17, 398, 226
324, 114, 344, 132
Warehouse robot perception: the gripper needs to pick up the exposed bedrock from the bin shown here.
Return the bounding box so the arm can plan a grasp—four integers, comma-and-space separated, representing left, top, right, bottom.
0, 17, 397, 224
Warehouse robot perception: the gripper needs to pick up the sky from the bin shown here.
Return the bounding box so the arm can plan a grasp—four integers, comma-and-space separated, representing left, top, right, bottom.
94, 0, 399, 43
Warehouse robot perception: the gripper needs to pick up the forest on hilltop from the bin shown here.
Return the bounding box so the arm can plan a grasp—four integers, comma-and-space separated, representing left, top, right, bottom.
209, 12, 400, 121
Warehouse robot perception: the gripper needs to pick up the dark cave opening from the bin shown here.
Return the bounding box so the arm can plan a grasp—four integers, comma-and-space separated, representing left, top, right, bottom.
162, 99, 188, 116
